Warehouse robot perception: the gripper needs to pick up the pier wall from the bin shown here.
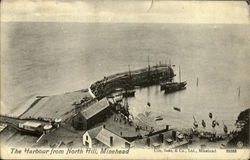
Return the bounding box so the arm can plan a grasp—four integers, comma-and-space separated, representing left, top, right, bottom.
90, 65, 175, 99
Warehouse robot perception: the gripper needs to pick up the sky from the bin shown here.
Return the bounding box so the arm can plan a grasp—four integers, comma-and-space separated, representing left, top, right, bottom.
1, 0, 249, 24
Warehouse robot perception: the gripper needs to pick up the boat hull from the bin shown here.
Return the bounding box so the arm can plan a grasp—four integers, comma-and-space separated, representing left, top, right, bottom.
122, 90, 135, 97
164, 81, 187, 93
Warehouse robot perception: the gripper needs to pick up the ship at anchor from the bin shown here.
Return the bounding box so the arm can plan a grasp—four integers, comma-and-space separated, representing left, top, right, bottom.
160, 65, 187, 93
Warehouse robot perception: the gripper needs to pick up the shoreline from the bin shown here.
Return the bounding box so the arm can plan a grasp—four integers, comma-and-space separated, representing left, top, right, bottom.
2, 64, 174, 120
1, 64, 248, 149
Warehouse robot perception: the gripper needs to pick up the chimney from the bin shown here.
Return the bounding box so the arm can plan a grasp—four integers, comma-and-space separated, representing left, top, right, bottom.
166, 125, 169, 131
110, 136, 113, 147
172, 131, 176, 141
146, 137, 150, 147
159, 133, 164, 143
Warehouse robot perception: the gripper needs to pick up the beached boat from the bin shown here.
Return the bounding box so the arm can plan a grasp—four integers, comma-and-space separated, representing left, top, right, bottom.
209, 113, 213, 119
223, 121, 228, 133
193, 116, 198, 128
202, 120, 206, 128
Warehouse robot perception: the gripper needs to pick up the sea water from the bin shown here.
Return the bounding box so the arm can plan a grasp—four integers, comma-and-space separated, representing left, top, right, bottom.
1, 22, 250, 131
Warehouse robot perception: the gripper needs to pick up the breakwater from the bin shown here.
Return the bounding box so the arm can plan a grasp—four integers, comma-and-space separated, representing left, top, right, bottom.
90, 64, 175, 99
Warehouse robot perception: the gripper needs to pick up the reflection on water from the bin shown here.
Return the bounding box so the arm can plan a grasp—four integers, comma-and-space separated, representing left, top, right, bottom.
127, 63, 248, 130
127, 84, 242, 132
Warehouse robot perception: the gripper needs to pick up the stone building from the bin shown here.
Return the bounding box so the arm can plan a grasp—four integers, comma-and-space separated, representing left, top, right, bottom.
72, 98, 112, 130
82, 125, 130, 148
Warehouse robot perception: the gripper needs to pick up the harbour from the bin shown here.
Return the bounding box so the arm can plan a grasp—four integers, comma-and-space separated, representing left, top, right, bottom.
0, 63, 249, 149
1, 22, 249, 150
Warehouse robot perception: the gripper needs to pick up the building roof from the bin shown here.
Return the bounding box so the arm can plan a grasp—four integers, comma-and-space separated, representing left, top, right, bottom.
0, 124, 8, 132
81, 98, 109, 119
87, 126, 103, 138
22, 121, 41, 128
20, 90, 92, 121
85, 126, 130, 148
163, 130, 173, 140
38, 126, 84, 147
132, 130, 173, 148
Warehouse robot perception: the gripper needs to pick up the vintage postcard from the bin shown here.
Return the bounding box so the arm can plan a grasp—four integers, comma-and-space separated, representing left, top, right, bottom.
1, 0, 249, 159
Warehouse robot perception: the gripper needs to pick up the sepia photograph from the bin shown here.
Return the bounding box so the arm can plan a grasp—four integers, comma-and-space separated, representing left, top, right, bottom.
1, 0, 249, 159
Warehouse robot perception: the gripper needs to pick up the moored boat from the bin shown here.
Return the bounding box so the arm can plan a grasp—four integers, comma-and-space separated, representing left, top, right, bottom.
161, 65, 187, 93
122, 90, 136, 97
164, 81, 187, 93
173, 107, 181, 112
155, 117, 163, 121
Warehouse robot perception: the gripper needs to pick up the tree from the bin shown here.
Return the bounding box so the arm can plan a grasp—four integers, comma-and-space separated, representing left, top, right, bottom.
227, 108, 249, 148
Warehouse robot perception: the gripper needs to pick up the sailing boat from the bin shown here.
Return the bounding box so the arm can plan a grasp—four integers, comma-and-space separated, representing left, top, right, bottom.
162, 65, 187, 93
212, 120, 216, 128
193, 116, 198, 128
122, 65, 136, 97
145, 102, 151, 117
209, 113, 213, 119
202, 120, 206, 128
122, 97, 129, 112
223, 121, 228, 134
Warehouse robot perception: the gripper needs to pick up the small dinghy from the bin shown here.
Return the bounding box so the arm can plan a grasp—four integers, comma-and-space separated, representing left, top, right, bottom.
202, 120, 206, 128
193, 116, 198, 128
155, 117, 163, 121
212, 120, 216, 128
223, 121, 228, 134
216, 121, 220, 126
209, 113, 213, 119
173, 107, 181, 112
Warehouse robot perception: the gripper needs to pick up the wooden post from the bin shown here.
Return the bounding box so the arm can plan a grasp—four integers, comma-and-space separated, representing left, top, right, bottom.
238, 86, 241, 99
128, 65, 131, 79
197, 77, 199, 87
179, 65, 181, 82
148, 56, 150, 80
146, 137, 150, 147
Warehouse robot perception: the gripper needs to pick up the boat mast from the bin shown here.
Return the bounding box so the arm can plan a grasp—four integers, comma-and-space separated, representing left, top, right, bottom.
123, 97, 129, 112
238, 86, 241, 98
128, 65, 131, 79
197, 77, 199, 87
155, 62, 158, 75
148, 55, 150, 78
148, 55, 150, 70
179, 65, 181, 82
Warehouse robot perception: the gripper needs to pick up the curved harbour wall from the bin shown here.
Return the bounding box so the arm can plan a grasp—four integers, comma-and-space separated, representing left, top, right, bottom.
90, 64, 175, 99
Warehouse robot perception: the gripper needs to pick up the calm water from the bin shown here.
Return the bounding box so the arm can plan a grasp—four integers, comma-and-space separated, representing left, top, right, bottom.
1, 22, 250, 131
